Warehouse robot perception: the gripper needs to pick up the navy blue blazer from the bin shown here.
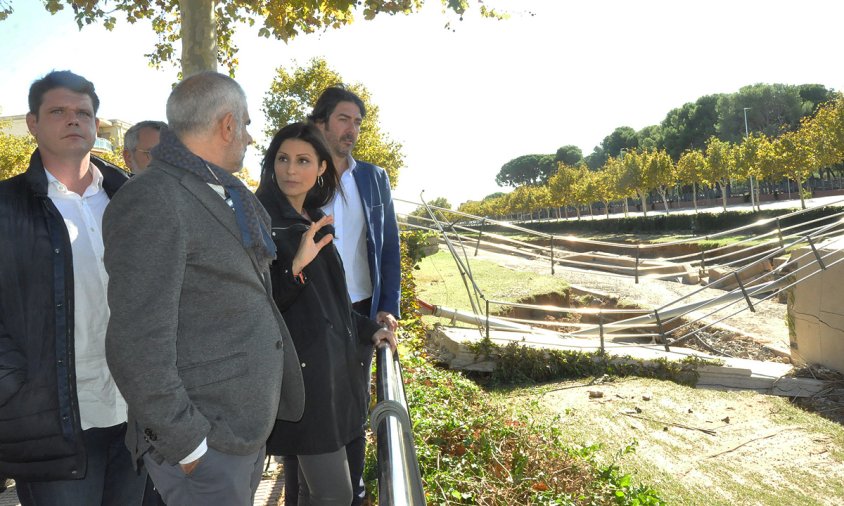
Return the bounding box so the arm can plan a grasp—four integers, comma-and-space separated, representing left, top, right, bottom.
351, 160, 401, 319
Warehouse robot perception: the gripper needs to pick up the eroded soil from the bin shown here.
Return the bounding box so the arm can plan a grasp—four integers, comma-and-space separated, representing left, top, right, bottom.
538, 377, 844, 505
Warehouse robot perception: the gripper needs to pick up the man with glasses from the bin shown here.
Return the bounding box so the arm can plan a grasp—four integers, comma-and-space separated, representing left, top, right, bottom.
122, 120, 166, 173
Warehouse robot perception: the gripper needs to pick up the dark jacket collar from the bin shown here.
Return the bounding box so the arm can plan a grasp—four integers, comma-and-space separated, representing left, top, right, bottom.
24, 149, 130, 198
256, 182, 334, 240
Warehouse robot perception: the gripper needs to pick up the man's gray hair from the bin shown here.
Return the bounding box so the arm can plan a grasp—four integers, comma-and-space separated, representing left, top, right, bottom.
166, 72, 247, 137
124, 120, 167, 151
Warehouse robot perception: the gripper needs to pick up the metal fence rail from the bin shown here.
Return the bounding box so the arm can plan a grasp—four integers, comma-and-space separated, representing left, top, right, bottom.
372, 344, 426, 505
408, 193, 844, 357
397, 197, 844, 281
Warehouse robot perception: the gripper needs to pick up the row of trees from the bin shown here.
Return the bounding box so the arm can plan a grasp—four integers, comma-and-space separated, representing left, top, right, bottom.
495, 84, 836, 188
459, 95, 844, 219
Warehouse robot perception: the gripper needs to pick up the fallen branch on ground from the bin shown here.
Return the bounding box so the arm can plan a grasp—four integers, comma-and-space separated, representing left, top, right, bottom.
621, 411, 718, 436
704, 427, 802, 459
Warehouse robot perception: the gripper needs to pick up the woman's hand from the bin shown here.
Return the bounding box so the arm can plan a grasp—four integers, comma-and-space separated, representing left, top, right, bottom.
371, 328, 397, 352
291, 215, 334, 275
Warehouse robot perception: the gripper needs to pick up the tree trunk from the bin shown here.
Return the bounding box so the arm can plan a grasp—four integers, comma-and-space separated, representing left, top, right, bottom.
692, 182, 698, 213
180, 0, 218, 77
748, 177, 756, 210
638, 190, 648, 217
720, 180, 728, 211
797, 176, 807, 210
659, 188, 670, 214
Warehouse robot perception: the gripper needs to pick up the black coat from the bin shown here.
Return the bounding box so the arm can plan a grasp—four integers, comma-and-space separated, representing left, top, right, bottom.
257, 183, 382, 456
0, 150, 129, 480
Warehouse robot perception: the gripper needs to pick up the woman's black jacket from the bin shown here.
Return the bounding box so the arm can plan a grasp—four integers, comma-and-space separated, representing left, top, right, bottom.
256, 184, 382, 456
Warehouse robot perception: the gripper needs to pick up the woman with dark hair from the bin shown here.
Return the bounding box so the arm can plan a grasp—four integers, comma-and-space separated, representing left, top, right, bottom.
256, 122, 396, 505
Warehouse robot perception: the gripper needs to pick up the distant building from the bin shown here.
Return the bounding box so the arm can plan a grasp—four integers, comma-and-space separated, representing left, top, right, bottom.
0, 114, 133, 155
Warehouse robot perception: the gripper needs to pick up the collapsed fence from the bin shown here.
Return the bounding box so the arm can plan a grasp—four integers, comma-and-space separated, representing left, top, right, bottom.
402, 196, 844, 358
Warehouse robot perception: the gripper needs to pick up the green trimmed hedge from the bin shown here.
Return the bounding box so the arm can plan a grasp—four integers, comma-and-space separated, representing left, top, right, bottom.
473, 206, 842, 236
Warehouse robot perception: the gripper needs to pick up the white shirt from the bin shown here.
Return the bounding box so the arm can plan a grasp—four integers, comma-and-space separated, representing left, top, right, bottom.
46, 165, 127, 430
322, 158, 373, 304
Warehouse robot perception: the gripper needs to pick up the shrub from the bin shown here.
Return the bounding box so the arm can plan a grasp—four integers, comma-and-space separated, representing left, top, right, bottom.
361, 230, 665, 505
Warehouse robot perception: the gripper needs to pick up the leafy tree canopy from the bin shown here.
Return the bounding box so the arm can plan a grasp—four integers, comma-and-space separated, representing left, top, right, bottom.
554, 145, 582, 166
660, 94, 720, 161
6, 0, 504, 75
637, 124, 663, 151
715, 83, 831, 143
495, 153, 555, 187
583, 146, 606, 170
600, 126, 639, 159
262, 57, 405, 186
0, 128, 36, 181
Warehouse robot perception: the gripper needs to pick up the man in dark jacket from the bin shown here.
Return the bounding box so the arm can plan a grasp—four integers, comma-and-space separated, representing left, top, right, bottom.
0, 71, 145, 505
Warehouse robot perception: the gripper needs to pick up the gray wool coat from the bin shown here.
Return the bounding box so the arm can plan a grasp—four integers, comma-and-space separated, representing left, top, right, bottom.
103, 161, 304, 466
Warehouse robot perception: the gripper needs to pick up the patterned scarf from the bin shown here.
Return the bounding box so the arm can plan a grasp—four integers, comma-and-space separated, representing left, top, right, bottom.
151, 128, 276, 266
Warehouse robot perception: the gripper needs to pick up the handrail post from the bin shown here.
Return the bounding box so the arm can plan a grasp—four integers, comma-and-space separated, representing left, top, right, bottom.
485, 299, 490, 341
550, 235, 555, 275
598, 311, 605, 353
635, 244, 641, 284
474, 218, 486, 257
373, 345, 426, 505
732, 272, 756, 312
654, 310, 669, 352
806, 235, 827, 270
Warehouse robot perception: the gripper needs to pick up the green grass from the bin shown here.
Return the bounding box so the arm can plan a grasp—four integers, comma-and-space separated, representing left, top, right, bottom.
415, 249, 568, 316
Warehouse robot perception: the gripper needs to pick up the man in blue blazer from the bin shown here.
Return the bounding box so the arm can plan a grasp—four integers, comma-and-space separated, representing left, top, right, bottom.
308, 87, 401, 505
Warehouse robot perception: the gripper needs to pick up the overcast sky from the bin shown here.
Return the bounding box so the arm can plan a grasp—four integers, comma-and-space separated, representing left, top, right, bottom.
1, 0, 842, 212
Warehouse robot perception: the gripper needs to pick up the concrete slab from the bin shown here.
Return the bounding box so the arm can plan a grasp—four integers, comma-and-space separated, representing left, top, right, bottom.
431, 326, 825, 397
789, 239, 844, 372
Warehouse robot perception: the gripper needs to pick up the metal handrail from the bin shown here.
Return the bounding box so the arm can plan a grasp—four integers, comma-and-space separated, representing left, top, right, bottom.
410, 192, 844, 356
372, 344, 426, 505
396, 197, 844, 264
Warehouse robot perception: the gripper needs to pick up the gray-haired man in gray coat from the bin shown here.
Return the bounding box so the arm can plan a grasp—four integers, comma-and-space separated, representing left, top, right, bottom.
103, 71, 304, 506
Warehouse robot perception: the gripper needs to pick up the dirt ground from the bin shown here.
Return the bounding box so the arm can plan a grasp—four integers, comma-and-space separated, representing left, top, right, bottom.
462, 247, 844, 504
536, 377, 844, 505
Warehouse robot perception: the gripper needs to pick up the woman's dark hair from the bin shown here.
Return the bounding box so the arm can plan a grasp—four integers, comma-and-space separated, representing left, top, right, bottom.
259, 121, 339, 209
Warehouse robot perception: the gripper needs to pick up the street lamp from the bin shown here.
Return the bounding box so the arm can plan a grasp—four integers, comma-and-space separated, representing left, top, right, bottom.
743, 107, 750, 138
742, 107, 757, 209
